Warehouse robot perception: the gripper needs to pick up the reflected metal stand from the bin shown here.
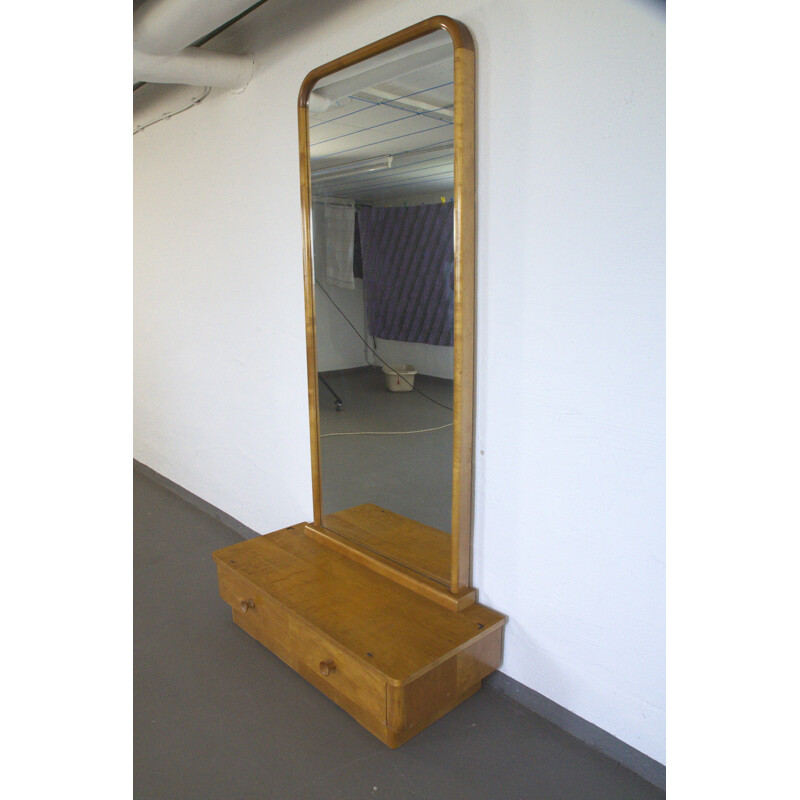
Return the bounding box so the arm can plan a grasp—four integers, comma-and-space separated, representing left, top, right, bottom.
319, 374, 343, 411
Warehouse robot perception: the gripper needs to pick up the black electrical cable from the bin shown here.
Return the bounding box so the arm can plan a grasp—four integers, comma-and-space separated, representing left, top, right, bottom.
314, 279, 454, 413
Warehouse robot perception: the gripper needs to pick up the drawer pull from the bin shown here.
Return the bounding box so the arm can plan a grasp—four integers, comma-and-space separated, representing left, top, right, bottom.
319, 659, 337, 677
240, 599, 255, 613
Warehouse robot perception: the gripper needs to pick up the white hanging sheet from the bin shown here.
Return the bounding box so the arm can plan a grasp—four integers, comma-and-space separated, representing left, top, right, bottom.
312, 198, 355, 290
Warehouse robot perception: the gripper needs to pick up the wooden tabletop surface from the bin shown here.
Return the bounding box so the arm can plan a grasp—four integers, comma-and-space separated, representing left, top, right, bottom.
213, 525, 505, 685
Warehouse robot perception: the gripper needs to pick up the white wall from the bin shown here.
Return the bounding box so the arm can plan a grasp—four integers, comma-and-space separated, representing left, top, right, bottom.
314, 276, 369, 373
134, 0, 665, 764
371, 337, 453, 380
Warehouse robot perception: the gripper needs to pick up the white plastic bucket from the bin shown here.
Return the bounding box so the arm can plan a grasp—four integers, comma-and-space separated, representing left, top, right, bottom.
381, 364, 417, 392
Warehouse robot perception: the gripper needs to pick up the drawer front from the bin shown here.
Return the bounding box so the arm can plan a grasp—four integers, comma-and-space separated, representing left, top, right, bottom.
217, 564, 387, 727
288, 618, 387, 727
217, 563, 293, 654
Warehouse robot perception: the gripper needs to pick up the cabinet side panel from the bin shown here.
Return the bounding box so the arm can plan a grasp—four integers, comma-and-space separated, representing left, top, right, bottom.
387, 628, 502, 733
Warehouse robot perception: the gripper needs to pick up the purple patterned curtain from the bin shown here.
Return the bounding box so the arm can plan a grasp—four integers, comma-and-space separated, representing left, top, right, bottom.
357, 202, 454, 347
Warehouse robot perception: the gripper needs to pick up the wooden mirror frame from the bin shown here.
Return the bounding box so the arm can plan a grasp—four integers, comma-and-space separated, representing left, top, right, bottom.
298, 16, 475, 598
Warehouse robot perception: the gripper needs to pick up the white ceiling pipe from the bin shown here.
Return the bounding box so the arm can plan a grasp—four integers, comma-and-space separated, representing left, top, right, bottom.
133, 0, 256, 90
134, 48, 254, 90
134, 0, 256, 55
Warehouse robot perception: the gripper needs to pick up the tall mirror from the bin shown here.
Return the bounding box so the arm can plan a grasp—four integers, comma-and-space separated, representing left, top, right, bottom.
299, 18, 475, 596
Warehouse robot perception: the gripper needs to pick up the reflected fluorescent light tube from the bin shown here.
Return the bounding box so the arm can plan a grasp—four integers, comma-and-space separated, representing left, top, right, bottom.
312, 155, 393, 182
309, 40, 453, 113
310, 142, 454, 184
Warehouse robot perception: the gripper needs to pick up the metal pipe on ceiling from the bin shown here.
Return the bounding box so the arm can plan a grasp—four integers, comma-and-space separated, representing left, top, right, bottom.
133, 0, 266, 90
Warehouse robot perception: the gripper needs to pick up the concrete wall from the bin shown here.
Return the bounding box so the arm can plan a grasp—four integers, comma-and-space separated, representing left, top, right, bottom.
134, 0, 665, 763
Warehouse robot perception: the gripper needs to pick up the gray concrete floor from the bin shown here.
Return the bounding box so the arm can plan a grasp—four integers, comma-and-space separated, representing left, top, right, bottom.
134, 466, 665, 800
319, 368, 453, 532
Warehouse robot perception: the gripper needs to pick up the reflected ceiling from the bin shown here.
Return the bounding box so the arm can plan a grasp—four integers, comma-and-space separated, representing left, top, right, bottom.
308, 32, 454, 202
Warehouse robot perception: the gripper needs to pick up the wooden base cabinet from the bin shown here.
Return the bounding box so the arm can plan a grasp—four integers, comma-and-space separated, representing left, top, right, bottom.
213, 524, 506, 748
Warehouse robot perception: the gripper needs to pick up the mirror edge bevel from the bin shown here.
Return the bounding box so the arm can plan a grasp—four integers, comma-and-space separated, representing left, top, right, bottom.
297, 16, 476, 595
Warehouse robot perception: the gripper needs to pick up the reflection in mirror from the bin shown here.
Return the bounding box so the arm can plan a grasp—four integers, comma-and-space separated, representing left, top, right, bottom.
308, 31, 455, 584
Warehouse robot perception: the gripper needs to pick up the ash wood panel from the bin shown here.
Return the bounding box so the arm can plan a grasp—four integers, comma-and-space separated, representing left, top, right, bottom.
220, 569, 387, 724
387, 684, 482, 749
231, 606, 391, 744
323, 504, 451, 584
450, 42, 476, 593
298, 103, 323, 526
305, 522, 475, 612
213, 527, 504, 686
387, 629, 501, 734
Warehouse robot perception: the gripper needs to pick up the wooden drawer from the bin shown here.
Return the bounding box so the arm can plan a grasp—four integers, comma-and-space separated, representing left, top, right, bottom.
217, 563, 387, 729
213, 528, 506, 748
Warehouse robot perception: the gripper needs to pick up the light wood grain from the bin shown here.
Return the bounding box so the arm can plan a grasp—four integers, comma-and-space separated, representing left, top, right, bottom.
298, 103, 323, 526
324, 504, 450, 583
220, 571, 387, 722
386, 630, 501, 744
450, 39, 476, 593
214, 525, 505, 747
213, 526, 504, 686
232, 605, 391, 742
304, 521, 475, 612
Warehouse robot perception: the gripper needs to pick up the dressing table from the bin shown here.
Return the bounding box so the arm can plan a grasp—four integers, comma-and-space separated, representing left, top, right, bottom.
213, 16, 506, 747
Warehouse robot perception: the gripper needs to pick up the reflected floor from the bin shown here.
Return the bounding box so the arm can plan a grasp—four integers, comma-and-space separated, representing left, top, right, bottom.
318, 366, 453, 533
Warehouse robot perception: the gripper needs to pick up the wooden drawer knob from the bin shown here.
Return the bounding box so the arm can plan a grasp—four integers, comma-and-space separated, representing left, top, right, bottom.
240, 599, 255, 613
319, 659, 337, 677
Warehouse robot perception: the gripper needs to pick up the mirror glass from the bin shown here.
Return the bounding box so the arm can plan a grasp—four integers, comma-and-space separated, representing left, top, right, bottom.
307, 30, 455, 585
